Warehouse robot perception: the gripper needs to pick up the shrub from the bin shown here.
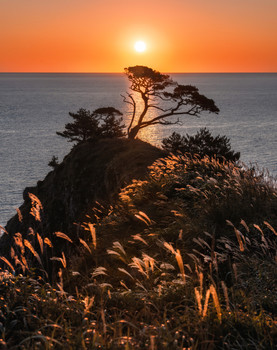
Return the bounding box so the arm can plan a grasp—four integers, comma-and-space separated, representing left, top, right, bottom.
162, 128, 240, 162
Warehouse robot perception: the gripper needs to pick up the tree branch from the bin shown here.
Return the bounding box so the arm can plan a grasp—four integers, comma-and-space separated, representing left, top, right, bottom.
139, 107, 201, 128
121, 93, 137, 135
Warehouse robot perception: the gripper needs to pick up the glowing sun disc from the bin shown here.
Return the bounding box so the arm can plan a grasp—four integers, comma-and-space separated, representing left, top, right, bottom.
134, 41, 146, 52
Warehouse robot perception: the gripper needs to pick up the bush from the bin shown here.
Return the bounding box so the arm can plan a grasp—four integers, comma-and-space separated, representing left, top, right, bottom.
162, 128, 240, 162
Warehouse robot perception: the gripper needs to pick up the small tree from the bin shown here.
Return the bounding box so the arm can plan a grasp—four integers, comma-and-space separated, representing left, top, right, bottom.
57, 107, 125, 143
162, 128, 240, 163
48, 156, 59, 169
94, 107, 126, 138
122, 66, 219, 139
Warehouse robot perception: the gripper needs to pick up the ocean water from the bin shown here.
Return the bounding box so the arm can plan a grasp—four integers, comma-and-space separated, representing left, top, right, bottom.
0, 73, 276, 226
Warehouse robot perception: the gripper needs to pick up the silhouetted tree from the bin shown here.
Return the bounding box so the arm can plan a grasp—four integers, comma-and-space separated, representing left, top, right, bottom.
48, 156, 59, 169
123, 66, 219, 139
162, 128, 240, 162
94, 107, 126, 138
57, 107, 125, 143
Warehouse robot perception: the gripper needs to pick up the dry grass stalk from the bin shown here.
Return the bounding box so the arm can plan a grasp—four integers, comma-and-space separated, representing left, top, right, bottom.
37, 232, 44, 254
253, 224, 264, 237
120, 280, 130, 290
50, 252, 67, 268
118, 267, 134, 280
24, 239, 43, 266
131, 257, 147, 277
221, 281, 230, 311
195, 266, 204, 296
202, 289, 211, 318
150, 335, 156, 350
264, 221, 277, 236
138, 211, 152, 225
21, 256, 29, 270
28, 193, 43, 208
107, 249, 122, 258
44, 237, 53, 247
240, 219, 249, 233
14, 232, 25, 254
10, 247, 15, 259
158, 284, 162, 297
54, 232, 73, 244
234, 228, 245, 252
112, 241, 126, 256
210, 285, 222, 323
79, 238, 92, 254
11, 248, 26, 272
16, 208, 23, 222
134, 214, 149, 226
0, 225, 8, 235
91, 266, 107, 278
88, 223, 97, 249
0, 256, 15, 273
175, 249, 186, 283
132, 234, 148, 245
142, 253, 155, 273
56, 268, 67, 297
194, 287, 202, 314
83, 296, 95, 314
164, 242, 176, 255
29, 192, 43, 221
61, 252, 67, 268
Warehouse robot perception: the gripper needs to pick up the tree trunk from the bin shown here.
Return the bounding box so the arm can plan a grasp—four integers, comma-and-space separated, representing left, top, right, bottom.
128, 125, 140, 139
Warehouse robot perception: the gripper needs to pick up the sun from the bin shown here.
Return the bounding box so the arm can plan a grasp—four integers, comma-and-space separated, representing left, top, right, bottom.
134, 40, 146, 53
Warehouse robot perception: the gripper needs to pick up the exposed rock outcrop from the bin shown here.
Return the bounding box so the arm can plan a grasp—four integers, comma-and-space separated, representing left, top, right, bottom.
2, 138, 164, 245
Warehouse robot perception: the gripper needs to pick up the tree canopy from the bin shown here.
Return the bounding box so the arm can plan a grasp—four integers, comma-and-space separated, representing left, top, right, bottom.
162, 128, 240, 163
56, 107, 125, 143
123, 66, 220, 139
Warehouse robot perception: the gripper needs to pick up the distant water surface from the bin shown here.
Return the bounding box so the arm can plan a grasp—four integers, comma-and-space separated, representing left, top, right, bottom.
0, 73, 276, 226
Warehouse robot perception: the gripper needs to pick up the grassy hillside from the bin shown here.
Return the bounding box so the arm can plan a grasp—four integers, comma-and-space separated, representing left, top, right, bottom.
0, 144, 276, 349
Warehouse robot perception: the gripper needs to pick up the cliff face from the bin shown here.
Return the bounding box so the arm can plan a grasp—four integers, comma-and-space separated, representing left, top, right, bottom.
3, 138, 165, 240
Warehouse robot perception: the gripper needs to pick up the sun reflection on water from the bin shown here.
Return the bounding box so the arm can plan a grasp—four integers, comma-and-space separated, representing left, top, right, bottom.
123, 91, 162, 145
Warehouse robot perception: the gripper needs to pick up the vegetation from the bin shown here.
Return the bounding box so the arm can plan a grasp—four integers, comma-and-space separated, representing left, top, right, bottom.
0, 66, 276, 348
162, 128, 240, 163
57, 66, 219, 143
1, 154, 276, 349
123, 66, 219, 139
48, 155, 59, 169
56, 107, 125, 143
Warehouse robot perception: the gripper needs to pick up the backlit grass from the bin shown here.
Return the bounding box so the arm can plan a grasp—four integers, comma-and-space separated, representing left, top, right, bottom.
0, 154, 276, 349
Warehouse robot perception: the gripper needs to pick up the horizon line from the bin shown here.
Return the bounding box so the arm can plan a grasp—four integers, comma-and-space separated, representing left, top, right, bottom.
0, 71, 277, 74
1, 71, 277, 74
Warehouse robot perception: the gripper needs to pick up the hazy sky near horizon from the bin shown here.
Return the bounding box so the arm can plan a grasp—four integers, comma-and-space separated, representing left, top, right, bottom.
1, 0, 277, 72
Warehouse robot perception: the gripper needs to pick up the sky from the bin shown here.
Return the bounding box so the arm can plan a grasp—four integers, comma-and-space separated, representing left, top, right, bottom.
1, 0, 277, 73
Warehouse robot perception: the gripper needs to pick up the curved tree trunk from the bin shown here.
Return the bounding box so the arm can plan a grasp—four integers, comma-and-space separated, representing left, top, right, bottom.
128, 125, 140, 139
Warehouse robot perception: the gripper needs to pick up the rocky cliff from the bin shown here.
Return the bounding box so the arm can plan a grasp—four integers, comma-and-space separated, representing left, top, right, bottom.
2, 138, 164, 243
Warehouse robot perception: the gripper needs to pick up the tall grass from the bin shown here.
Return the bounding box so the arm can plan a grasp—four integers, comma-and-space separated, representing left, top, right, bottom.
0, 154, 276, 349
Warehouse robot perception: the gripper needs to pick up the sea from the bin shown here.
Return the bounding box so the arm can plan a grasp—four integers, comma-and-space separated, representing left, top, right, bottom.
0, 73, 276, 227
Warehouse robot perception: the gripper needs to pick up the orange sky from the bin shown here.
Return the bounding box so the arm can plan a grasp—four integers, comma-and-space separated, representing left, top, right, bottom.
1, 0, 277, 72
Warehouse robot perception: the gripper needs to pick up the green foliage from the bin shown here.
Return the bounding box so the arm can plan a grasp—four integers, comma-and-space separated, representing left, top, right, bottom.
162, 128, 240, 162
57, 107, 125, 143
124, 66, 220, 139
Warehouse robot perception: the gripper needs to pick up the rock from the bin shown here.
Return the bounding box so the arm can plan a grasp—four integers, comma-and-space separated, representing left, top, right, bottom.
2, 138, 164, 244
